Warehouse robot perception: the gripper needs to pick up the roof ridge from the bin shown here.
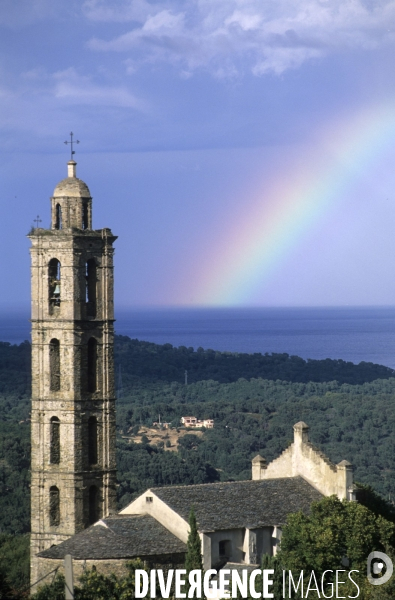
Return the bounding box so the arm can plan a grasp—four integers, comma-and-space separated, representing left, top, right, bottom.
151, 476, 304, 493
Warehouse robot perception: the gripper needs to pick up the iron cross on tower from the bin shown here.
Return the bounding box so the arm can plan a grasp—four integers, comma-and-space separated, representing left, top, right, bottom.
64, 131, 80, 160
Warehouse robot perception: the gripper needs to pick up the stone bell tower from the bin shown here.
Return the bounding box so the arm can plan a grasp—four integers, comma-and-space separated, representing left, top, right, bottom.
29, 159, 117, 587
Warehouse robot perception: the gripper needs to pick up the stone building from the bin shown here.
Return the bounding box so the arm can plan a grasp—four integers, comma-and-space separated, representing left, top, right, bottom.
252, 421, 355, 500
37, 422, 354, 578
29, 160, 117, 589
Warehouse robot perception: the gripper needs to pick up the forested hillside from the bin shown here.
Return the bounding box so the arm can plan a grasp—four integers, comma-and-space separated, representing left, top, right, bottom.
1, 335, 395, 593
1, 335, 394, 531
3, 335, 393, 399
114, 335, 394, 386
116, 376, 395, 506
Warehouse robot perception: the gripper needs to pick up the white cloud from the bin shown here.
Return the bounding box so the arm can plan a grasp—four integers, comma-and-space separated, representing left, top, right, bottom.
0, 66, 147, 141
142, 9, 185, 32
53, 68, 146, 110
252, 47, 323, 76
90, 9, 187, 52
82, 0, 155, 22
86, 0, 395, 76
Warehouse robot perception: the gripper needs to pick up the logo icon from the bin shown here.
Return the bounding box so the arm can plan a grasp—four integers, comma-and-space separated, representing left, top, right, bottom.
367, 552, 393, 585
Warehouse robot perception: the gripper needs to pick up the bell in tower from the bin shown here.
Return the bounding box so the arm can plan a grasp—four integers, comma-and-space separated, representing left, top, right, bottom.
28, 156, 117, 590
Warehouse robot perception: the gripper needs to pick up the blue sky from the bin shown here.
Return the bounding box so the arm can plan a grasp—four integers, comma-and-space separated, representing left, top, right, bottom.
2, 0, 395, 308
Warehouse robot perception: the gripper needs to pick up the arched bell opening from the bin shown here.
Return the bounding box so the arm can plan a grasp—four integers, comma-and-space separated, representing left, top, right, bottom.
82, 203, 89, 230
55, 203, 62, 230
48, 258, 61, 311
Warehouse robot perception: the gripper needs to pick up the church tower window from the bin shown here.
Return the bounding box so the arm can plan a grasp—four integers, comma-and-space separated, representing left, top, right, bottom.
50, 417, 60, 464
55, 204, 62, 230
88, 417, 98, 465
48, 258, 61, 309
88, 485, 100, 524
86, 259, 97, 317
87, 338, 97, 393
49, 486, 60, 526
49, 339, 60, 392
82, 203, 89, 230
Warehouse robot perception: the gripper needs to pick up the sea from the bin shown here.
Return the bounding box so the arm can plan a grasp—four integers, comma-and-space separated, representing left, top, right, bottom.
2, 306, 395, 369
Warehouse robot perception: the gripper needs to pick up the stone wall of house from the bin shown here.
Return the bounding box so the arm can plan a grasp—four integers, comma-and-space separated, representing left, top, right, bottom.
207, 528, 245, 568
201, 526, 275, 570
120, 491, 190, 542
34, 554, 186, 592
252, 422, 354, 500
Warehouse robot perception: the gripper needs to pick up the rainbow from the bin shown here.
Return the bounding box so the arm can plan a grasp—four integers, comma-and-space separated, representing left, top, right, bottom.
182, 104, 395, 306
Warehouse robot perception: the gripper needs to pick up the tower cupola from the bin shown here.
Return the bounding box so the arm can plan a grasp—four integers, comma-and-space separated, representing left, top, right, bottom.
51, 161, 92, 230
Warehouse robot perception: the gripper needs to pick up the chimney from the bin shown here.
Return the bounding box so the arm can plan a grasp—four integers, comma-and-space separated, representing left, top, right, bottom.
252, 454, 267, 480
293, 421, 309, 446
337, 460, 354, 500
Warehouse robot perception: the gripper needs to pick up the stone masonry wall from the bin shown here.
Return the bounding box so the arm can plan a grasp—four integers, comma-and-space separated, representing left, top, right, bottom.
29, 173, 118, 591
34, 554, 186, 591
253, 422, 353, 500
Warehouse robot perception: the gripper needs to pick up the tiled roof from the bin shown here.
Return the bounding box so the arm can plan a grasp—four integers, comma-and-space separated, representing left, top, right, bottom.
38, 477, 322, 560
152, 476, 322, 531
38, 515, 186, 560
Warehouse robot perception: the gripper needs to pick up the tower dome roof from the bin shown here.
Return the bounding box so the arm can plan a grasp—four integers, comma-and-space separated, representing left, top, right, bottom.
53, 161, 91, 198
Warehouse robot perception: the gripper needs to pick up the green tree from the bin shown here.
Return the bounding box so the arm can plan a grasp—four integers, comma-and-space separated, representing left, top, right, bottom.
31, 560, 146, 600
185, 507, 203, 574
278, 496, 395, 599
184, 507, 203, 598
30, 573, 65, 600
0, 566, 13, 600
260, 554, 282, 599
0, 534, 29, 595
